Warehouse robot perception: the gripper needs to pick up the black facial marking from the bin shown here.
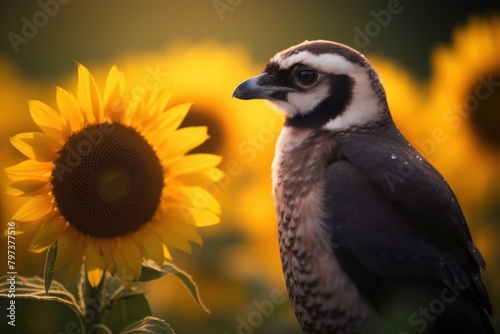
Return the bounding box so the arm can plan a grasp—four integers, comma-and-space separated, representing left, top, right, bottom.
260, 62, 320, 101
261, 62, 296, 88
285, 75, 354, 128
270, 90, 289, 101
257, 62, 309, 101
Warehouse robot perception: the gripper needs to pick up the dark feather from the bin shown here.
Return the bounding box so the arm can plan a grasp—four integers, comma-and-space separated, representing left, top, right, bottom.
324, 119, 494, 333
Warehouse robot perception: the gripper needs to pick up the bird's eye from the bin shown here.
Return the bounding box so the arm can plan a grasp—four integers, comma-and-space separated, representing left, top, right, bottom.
296, 68, 318, 86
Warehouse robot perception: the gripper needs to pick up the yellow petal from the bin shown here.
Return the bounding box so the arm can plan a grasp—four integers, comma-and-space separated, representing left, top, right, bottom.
157, 126, 209, 160
11, 195, 54, 222
137, 226, 165, 267
189, 208, 221, 227
167, 186, 221, 215
144, 89, 172, 121
162, 244, 172, 260
101, 240, 116, 274
57, 87, 84, 133
175, 168, 225, 186
166, 219, 203, 245
103, 65, 126, 121
148, 102, 192, 137
86, 239, 105, 287
28, 213, 66, 253
68, 230, 85, 284
5, 178, 50, 196
4, 160, 53, 181
111, 241, 131, 279
10, 132, 60, 162
4, 220, 43, 235
156, 209, 204, 244
121, 237, 142, 279
28, 100, 64, 141
169, 154, 222, 177
54, 227, 76, 271
77, 63, 103, 123
150, 219, 192, 253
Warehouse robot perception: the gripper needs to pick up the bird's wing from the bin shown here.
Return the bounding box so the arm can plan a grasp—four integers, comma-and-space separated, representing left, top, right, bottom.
324, 131, 493, 331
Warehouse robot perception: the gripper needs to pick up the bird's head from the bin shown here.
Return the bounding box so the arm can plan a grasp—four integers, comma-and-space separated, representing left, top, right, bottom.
233, 40, 391, 130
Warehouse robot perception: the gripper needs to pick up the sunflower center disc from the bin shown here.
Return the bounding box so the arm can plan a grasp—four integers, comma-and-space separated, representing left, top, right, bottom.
51, 123, 164, 238
95, 165, 130, 202
468, 74, 500, 150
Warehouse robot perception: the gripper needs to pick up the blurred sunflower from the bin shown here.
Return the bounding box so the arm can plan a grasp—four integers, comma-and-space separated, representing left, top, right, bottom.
119, 41, 281, 170
116, 42, 281, 239
106, 43, 285, 318
426, 13, 500, 210
4, 63, 223, 287
369, 57, 426, 144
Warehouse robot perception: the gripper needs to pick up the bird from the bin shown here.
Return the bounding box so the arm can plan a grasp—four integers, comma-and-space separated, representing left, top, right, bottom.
232, 40, 494, 334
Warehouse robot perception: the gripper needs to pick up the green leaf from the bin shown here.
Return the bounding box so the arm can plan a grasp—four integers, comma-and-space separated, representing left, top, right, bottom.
0, 298, 83, 333
102, 292, 152, 333
0, 275, 81, 313
44, 242, 57, 293
89, 324, 113, 334
139, 261, 210, 313
114, 290, 148, 303
138, 264, 167, 282
0, 275, 85, 332
120, 316, 174, 334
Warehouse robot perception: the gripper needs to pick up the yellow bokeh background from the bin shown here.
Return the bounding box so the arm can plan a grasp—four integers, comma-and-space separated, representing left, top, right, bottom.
1, 1, 499, 333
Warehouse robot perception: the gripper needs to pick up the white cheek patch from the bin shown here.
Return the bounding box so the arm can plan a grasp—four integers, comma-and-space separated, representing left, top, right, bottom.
269, 100, 293, 115
269, 81, 330, 117
271, 49, 383, 128
323, 68, 382, 130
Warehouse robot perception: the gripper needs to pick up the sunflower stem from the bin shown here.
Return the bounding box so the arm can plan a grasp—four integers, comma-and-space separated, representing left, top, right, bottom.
82, 266, 108, 334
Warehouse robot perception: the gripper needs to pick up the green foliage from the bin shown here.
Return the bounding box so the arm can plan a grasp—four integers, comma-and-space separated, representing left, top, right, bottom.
139, 261, 210, 313
44, 242, 58, 293
0, 261, 200, 334
121, 316, 175, 333
0, 275, 84, 333
0, 275, 81, 315
101, 293, 151, 333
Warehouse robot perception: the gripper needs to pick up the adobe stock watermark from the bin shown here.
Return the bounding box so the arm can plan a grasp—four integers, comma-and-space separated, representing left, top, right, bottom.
224, 289, 287, 334
399, 279, 465, 334
383, 154, 417, 193
109, 64, 170, 118
213, 0, 243, 21
52, 123, 116, 183
353, 0, 408, 49
176, 113, 282, 225
301, 240, 336, 274
53, 65, 169, 183
7, 0, 72, 54
384, 74, 500, 193
415, 74, 500, 157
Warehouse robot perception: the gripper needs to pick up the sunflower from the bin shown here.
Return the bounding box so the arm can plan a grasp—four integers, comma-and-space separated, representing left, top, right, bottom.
112, 42, 282, 241
426, 13, 500, 211
118, 41, 281, 170
4, 63, 223, 287
101, 43, 286, 317
369, 56, 427, 144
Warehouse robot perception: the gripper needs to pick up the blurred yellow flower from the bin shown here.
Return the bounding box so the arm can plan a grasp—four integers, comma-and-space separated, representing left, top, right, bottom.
116, 42, 282, 239
424, 13, 500, 211
4, 63, 223, 287
102, 43, 286, 316
108, 43, 432, 322
370, 56, 427, 144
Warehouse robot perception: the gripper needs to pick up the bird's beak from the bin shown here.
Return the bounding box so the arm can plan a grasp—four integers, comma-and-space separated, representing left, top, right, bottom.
232, 73, 278, 100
